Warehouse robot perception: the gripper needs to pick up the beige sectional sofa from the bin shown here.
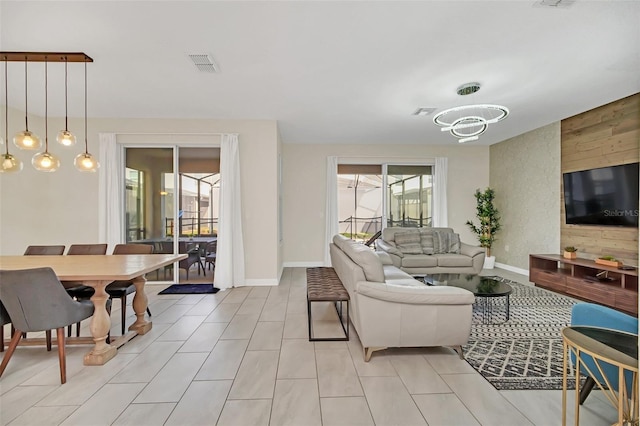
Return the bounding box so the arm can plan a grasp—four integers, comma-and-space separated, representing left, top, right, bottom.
376, 227, 485, 275
329, 234, 475, 361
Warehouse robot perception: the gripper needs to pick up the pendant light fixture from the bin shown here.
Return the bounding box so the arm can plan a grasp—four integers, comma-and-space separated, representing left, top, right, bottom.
74, 61, 99, 172
32, 59, 60, 172
1, 58, 23, 173
56, 57, 76, 147
13, 58, 41, 150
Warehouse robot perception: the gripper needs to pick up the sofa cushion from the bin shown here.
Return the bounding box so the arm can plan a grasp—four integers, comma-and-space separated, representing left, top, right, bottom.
333, 234, 354, 252
433, 231, 460, 254
342, 242, 385, 283
419, 228, 435, 255
401, 254, 438, 268
394, 230, 422, 255
436, 253, 473, 267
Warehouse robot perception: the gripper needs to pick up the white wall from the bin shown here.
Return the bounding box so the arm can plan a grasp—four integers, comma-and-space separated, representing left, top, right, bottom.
0, 108, 280, 284
281, 143, 490, 264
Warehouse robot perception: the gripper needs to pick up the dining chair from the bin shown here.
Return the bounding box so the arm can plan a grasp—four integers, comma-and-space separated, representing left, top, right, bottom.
24, 244, 66, 349
24, 245, 66, 255
63, 244, 108, 337
205, 240, 217, 271
106, 243, 153, 335
0, 267, 95, 384
0, 302, 10, 352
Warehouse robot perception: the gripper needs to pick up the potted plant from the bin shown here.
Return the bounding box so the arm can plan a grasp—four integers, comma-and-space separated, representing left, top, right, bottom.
595, 255, 623, 268
563, 246, 578, 260
466, 187, 501, 269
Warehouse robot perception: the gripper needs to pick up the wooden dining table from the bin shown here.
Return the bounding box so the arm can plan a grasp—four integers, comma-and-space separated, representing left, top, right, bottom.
0, 253, 186, 366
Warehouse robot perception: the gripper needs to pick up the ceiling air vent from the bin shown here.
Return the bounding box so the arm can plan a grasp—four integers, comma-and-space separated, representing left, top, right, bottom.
533, 0, 576, 8
188, 54, 219, 73
413, 107, 437, 116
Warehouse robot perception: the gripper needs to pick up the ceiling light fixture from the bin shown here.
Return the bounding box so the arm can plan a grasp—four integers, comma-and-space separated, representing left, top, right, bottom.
32, 60, 60, 172
13, 58, 41, 150
56, 57, 76, 147
74, 61, 99, 172
1, 58, 23, 173
433, 83, 509, 143
0, 51, 96, 172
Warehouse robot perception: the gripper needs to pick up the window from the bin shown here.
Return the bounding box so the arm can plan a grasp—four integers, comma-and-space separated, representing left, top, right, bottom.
337, 164, 383, 242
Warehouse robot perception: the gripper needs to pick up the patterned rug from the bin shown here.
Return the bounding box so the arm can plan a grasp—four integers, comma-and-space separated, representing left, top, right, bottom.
463, 277, 578, 391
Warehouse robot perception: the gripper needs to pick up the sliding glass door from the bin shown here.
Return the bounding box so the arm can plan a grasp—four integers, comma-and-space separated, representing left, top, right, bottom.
386, 165, 433, 228
124, 146, 220, 283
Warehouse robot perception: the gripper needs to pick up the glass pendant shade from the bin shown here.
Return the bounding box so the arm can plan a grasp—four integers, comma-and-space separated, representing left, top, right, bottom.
56, 130, 76, 146
32, 151, 60, 172
74, 152, 99, 172
13, 130, 41, 150
0, 153, 23, 173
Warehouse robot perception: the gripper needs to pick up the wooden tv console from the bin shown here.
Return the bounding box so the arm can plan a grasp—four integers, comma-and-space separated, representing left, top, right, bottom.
529, 254, 638, 316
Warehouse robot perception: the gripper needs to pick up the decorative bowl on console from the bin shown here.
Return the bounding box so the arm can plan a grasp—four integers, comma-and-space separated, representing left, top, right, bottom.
595, 256, 622, 268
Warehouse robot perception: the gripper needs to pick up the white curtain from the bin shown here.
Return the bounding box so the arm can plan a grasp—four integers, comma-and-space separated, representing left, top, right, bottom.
432, 157, 448, 227
324, 156, 339, 266
214, 134, 246, 289
98, 133, 123, 249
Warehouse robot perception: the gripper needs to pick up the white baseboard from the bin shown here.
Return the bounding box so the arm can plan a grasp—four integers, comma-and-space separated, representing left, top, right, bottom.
495, 262, 529, 277
282, 261, 325, 268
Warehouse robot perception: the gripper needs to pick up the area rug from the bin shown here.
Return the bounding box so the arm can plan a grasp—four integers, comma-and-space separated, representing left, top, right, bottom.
463, 277, 579, 391
158, 283, 220, 295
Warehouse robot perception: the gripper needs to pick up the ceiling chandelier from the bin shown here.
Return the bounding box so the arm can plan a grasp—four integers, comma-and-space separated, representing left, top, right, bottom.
0, 52, 99, 173
433, 82, 509, 143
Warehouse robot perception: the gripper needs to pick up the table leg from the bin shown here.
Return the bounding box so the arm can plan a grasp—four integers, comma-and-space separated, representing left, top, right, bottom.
129, 275, 152, 335
574, 349, 581, 426
84, 280, 117, 365
562, 339, 567, 426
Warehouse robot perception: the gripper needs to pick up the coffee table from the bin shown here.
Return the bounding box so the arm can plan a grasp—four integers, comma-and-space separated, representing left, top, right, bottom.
422, 273, 513, 323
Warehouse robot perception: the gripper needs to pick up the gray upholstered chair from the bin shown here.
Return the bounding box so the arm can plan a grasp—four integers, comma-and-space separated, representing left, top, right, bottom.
24, 244, 66, 349
63, 244, 108, 337
107, 244, 153, 335
0, 267, 95, 384
0, 302, 10, 352
24, 245, 66, 255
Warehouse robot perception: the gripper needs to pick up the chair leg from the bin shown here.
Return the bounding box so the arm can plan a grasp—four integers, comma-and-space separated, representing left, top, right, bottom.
76, 321, 81, 337
46, 330, 52, 351
579, 376, 596, 405
0, 329, 23, 378
1, 324, 4, 352
56, 328, 67, 384
146, 307, 152, 317
121, 296, 127, 336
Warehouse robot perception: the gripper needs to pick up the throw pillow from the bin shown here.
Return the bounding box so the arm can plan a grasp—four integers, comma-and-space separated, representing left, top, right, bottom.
394, 230, 422, 255
449, 233, 461, 254
419, 228, 435, 255
433, 231, 461, 254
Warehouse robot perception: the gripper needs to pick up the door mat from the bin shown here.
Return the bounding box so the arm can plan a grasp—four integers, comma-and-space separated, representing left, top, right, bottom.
158, 283, 220, 295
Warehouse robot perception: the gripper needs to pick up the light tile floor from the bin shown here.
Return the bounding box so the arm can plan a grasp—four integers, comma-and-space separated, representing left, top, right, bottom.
0, 267, 619, 425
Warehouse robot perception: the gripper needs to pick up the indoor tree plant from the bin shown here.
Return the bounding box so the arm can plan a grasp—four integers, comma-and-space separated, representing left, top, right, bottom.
466, 187, 502, 269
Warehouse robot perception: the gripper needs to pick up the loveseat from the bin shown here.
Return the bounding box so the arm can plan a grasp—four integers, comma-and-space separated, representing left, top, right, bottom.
330, 234, 475, 361
376, 227, 485, 275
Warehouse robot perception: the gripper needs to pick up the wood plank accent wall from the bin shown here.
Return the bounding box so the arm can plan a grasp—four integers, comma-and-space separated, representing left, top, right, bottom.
561, 93, 640, 266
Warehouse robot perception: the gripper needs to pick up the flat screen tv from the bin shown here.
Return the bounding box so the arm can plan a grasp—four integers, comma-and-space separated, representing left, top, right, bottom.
563, 162, 639, 227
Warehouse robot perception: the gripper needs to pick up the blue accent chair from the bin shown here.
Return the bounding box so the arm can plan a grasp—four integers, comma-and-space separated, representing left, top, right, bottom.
570, 302, 638, 404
